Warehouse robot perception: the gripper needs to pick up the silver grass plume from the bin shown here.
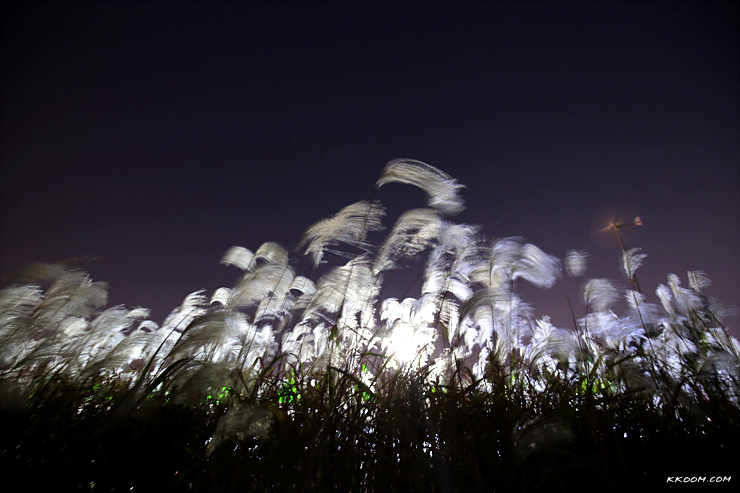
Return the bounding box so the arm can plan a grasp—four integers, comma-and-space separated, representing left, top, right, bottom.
0, 270, 108, 370
524, 316, 576, 372
73, 306, 151, 371
687, 270, 711, 293
421, 222, 479, 295
221, 246, 255, 271
170, 311, 251, 364
376, 158, 465, 215
161, 290, 209, 332
621, 248, 647, 280
374, 208, 442, 274
624, 289, 646, 311
38, 276, 109, 324
667, 273, 701, 316
210, 287, 232, 307
229, 263, 295, 309
0, 285, 44, 343
582, 279, 619, 312
81, 330, 166, 380
581, 312, 643, 350
470, 238, 521, 289
470, 238, 560, 290
253, 241, 289, 267
564, 250, 589, 277
288, 276, 316, 296
167, 361, 235, 405
303, 256, 379, 330
655, 284, 676, 319
438, 222, 480, 253
511, 243, 561, 288
297, 201, 385, 266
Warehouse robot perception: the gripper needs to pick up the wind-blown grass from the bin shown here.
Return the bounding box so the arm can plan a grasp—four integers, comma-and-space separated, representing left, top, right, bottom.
1, 160, 738, 491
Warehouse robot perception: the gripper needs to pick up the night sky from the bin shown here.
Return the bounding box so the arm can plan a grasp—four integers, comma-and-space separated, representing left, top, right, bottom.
1, 1, 738, 335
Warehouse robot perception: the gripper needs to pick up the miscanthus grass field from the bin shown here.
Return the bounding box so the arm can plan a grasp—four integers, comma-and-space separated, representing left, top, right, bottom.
1, 160, 738, 492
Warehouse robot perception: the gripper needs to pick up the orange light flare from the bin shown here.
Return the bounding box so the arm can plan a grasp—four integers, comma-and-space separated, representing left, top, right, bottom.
589, 205, 643, 250
590, 205, 644, 293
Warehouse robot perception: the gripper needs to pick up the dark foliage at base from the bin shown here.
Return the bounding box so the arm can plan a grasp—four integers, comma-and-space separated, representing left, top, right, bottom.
2, 371, 737, 493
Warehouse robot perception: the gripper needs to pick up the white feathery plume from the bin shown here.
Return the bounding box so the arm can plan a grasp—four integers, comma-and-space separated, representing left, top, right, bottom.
512, 243, 561, 288
419, 222, 477, 293
136, 319, 160, 333
37, 278, 109, 323
221, 246, 255, 271
428, 347, 456, 384
161, 290, 209, 331
438, 295, 462, 344
10, 338, 67, 375
170, 311, 251, 363
687, 270, 711, 293
73, 306, 151, 369
89, 306, 149, 335
254, 241, 289, 267
446, 275, 474, 302
0, 285, 44, 336
438, 222, 480, 253
667, 273, 701, 316
459, 288, 504, 326
472, 238, 521, 288
418, 224, 479, 333
706, 328, 740, 359
81, 330, 166, 378
254, 287, 296, 325
45, 267, 91, 293
280, 322, 315, 365
288, 276, 316, 296
661, 324, 698, 359
655, 284, 676, 318
210, 287, 232, 307
469, 238, 560, 290
412, 293, 440, 328
339, 265, 381, 332
76, 331, 126, 371
582, 279, 619, 312
379, 298, 403, 327
421, 246, 450, 296
621, 248, 647, 279
376, 158, 466, 215
60, 316, 89, 339
564, 250, 589, 277
457, 287, 532, 360
303, 256, 379, 329
525, 316, 576, 370
581, 312, 643, 350
230, 264, 295, 309
297, 201, 385, 266
127, 307, 151, 320
374, 208, 442, 274
624, 289, 646, 310
240, 324, 277, 371
472, 345, 491, 380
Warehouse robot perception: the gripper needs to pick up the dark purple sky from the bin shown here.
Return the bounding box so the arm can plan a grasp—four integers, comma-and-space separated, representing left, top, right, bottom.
1, 1, 738, 335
